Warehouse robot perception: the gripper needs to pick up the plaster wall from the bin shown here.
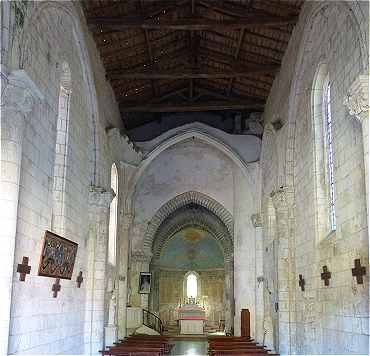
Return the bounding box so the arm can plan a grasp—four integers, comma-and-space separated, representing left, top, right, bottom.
131, 139, 236, 252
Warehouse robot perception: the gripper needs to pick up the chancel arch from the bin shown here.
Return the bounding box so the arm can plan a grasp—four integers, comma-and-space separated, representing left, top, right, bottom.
146, 194, 234, 334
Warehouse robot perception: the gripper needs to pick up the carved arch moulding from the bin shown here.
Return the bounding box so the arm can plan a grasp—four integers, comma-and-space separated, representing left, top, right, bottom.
142, 191, 234, 254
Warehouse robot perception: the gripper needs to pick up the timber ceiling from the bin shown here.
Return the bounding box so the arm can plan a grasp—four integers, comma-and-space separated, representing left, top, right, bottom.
83, 0, 304, 134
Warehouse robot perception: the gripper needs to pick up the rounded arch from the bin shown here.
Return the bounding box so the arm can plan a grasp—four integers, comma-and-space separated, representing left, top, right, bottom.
18, 1, 100, 184
151, 204, 233, 263
143, 191, 234, 253
126, 129, 258, 206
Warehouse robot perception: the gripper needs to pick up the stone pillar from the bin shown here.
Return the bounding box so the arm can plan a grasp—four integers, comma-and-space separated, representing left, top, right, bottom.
129, 251, 152, 310
0, 69, 43, 355
270, 187, 295, 355
149, 261, 160, 314
344, 75, 369, 211
84, 186, 114, 355
251, 213, 264, 344
224, 258, 234, 334
117, 213, 133, 339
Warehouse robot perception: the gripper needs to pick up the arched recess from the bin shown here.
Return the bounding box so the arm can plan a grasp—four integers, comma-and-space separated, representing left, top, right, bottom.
18, 1, 100, 184
147, 193, 235, 333
143, 191, 234, 253
151, 205, 233, 263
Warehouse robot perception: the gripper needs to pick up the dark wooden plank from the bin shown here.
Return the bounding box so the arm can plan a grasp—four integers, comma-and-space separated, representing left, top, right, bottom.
88, 15, 299, 31
120, 100, 264, 112
109, 64, 279, 80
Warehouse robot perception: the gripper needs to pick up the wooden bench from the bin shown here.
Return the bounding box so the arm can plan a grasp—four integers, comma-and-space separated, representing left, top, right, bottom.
101, 335, 172, 356
208, 335, 276, 356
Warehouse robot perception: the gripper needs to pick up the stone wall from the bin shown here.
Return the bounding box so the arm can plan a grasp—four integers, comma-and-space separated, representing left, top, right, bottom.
260, 1, 369, 354
0, 1, 136, 354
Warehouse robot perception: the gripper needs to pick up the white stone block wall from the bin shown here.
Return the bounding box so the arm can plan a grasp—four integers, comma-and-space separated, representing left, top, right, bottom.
1, 1, 129, 355
260, 1, 369, 354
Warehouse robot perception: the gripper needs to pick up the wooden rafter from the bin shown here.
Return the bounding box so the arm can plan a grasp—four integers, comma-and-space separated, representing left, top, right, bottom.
138, 0, 158, 97
108, 64, 280, 80
83, 0, 304, 124
120, 100, 264, 113
88, 15, 299, 31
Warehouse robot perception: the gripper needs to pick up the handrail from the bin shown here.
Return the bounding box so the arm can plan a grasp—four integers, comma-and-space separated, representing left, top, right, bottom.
142, 309, 164, 334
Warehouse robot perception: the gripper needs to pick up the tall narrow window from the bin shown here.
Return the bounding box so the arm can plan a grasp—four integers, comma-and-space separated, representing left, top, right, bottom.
324, 83, 336, 231
52, 62, 71, 234
108, 164, 118, 265
186, 273, 198, 299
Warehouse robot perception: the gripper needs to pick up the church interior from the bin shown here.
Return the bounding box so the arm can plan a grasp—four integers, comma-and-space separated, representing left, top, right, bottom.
0, 1, 369, 355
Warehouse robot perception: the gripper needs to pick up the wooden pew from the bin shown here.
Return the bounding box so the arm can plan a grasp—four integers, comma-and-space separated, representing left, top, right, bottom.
101, 334, 171, 356
208, 335, 275, 356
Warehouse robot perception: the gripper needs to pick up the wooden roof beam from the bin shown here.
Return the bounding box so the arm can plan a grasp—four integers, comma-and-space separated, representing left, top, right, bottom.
108, 64, 280, 80
88, 15, 299, 31
120, 100, 265, 113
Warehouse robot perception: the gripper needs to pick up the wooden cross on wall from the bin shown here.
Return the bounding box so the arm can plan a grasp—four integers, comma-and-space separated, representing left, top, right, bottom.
352, 259, 366, 284
17, 256, 31, 282
321, 265, 331, 286
76, 271, 83, 288
298, 274, 305, 291
52, 278, 61, 298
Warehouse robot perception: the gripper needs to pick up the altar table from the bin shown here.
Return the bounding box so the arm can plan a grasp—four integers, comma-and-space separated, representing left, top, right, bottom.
178, 304, 206, 335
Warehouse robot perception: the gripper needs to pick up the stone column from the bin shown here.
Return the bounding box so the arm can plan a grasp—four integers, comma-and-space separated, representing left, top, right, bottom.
84, 186, 114, 355
344, 75, 369, 211
251, 213, 264, 344
270, 187, 295, 355
117, 213, 133, 339
129, 251, 152, 310
0, 69, 43, 356
224, 258, 234, 334
149, 261, 160, 314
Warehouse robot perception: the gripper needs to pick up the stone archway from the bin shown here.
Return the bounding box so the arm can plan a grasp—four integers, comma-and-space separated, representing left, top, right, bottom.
143, 191, 234, 252
146, 193, 235, 334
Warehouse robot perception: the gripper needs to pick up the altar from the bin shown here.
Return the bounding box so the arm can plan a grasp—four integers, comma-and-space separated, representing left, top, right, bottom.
178, 303, 206, 335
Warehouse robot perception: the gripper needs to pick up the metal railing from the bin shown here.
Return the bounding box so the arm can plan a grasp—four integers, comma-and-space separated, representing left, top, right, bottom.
142, 309, 164, 334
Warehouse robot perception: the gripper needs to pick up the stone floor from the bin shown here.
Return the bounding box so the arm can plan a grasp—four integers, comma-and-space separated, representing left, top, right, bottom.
170, 338, 208, 355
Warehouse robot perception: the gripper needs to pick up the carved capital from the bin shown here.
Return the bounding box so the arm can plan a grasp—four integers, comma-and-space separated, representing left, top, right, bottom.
89, 185, 115, 209
251, 213, 262, 228
344, 75, 369, 123
1, 70, 44, 114
270, 186, 294, 210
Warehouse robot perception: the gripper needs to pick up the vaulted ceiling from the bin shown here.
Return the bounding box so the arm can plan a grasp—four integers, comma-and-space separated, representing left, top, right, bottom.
83, 0, 304, 137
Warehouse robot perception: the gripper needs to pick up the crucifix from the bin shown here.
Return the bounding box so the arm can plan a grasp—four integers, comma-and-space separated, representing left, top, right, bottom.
17, 256, 31, 282
52, 278, 61, 298
321, 265, 331, 286
298, 274, 305, 291
76, 271, 83, 288
352, 259, 366, 284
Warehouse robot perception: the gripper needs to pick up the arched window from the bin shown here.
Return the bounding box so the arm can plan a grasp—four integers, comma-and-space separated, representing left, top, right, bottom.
186, 273, 198, 299
323, 82, 336, 231
312, 64, 337, 238
108, 163, 118, 265
52, 62, 71, 234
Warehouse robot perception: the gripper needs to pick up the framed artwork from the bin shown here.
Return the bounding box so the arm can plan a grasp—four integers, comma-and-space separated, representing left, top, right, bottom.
138, 272, 151, 294
38, 230, 78, 280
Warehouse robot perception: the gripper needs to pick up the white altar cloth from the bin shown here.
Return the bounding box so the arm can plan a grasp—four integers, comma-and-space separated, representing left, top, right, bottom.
178, 304, 206, 335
